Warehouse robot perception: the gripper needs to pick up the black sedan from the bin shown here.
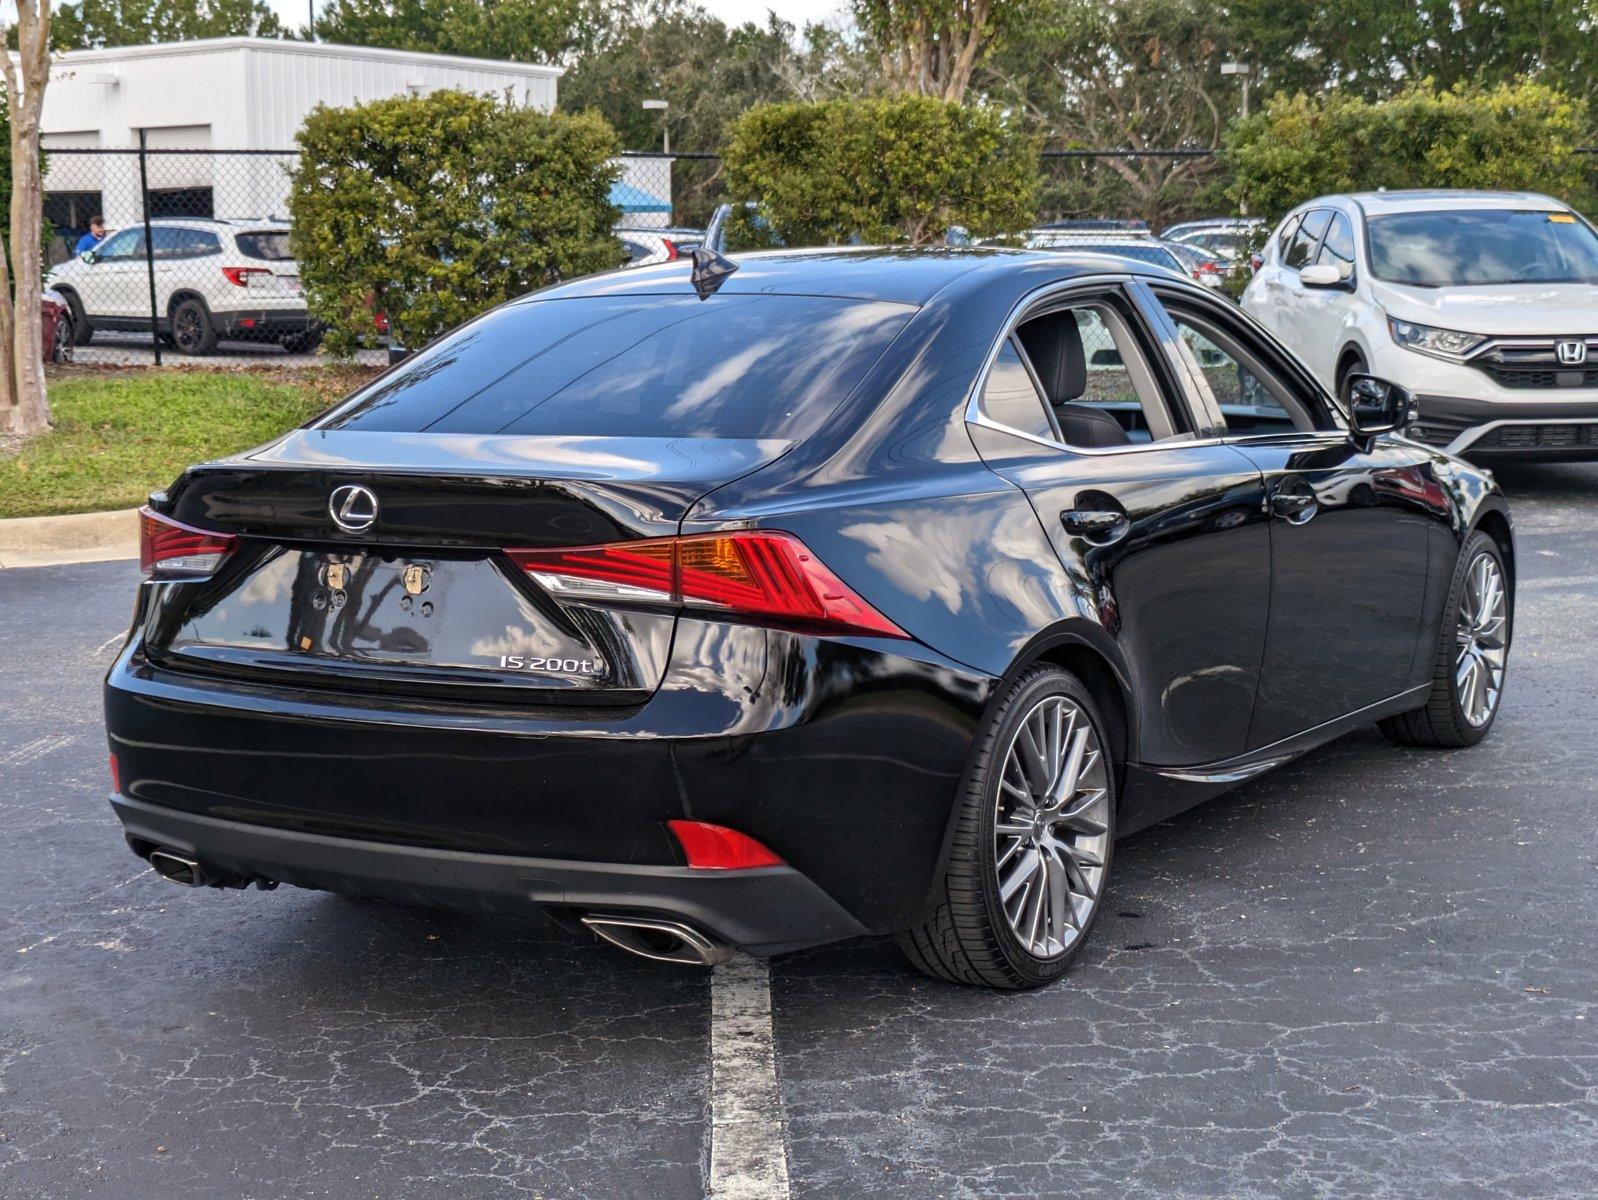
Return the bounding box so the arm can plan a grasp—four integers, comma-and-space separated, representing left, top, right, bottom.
105, 248, 1514, 990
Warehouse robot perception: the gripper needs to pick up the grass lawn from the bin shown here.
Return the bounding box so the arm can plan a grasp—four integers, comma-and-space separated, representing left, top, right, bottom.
0, 366, 379, 520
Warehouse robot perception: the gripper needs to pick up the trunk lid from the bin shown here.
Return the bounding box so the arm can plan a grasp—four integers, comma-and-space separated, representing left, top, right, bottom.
143, 430, 789, 701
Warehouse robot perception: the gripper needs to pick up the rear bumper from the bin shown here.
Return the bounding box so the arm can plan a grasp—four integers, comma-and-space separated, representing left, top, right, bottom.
210, 309, 318, 339
112, 793, 867, 955
105, 623, 994, 938
1410, 393, 1598, 461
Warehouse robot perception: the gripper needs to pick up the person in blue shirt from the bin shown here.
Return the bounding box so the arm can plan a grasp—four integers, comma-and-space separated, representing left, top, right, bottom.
74, 215, 107, 254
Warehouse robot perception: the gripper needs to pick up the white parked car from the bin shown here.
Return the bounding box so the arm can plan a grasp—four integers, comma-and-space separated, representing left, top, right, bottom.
47, 218, 320, 356
1242, 191, 1598, 460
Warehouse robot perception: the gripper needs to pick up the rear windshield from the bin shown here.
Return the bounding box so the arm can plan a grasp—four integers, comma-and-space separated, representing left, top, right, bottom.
1368, 210, 1598, 286
235, 231, 294, 261
319, 294, 915, 440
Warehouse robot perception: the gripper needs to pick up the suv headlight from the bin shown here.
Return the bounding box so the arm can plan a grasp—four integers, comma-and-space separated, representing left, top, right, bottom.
1387, 318, 1486, 361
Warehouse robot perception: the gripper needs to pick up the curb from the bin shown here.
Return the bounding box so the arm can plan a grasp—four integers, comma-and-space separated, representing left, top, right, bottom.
0, 507, 139, 569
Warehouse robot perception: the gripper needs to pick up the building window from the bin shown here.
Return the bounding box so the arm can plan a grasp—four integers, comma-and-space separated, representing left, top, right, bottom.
148, 187, 214, 219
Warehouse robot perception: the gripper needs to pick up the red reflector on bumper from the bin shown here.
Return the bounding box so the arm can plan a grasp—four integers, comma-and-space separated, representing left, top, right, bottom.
109, 753, 121, 795
667, 820, 784, 870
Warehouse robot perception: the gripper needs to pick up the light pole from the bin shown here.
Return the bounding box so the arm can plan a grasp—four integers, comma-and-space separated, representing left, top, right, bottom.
642, 99, 669, 155
1220, 62, 1251, 121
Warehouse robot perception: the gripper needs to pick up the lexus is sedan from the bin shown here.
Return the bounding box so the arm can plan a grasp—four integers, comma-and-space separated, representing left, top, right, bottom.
106, 248, 1514, 989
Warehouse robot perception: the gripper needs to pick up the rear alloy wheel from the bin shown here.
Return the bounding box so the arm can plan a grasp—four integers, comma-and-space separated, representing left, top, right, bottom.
171, 297, 219, 356
50, 312, 74, 363
1381, 530, 1510, 747
899, 665, 1115, 989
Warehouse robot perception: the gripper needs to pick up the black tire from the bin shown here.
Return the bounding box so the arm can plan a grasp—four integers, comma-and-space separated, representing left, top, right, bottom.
1336, 351, 1368, 401
170, 297, 219, 356
899, 664, 1116, 990
1380, 530, 1510, 748
280, 327, 324, 355
60, 291, 93, 346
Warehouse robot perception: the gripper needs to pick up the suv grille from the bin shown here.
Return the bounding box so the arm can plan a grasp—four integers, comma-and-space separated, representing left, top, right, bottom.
1478, 362, 1598, 390
1475, 424, 1598, 450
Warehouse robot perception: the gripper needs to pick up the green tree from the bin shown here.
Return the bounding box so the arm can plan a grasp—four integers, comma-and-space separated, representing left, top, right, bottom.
52, 0, 283, 48
1225, 0, 1598, 105
1225, 78, 1595, 219
307, 0, 583, 63
852, 0, 1030, 101
722, 95, 1040, 247
288, 90, 622, 352
984, 0, 1237, 226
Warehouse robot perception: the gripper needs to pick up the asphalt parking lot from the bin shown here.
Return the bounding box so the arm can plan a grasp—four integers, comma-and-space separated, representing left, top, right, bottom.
2, 463, 1595, 1200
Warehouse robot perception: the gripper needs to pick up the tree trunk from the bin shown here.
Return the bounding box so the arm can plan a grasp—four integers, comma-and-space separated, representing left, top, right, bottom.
1, 0, 54, 439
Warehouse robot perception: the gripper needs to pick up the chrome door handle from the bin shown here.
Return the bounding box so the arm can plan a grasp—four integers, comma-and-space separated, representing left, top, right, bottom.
1060, 508, 1129, 544
1269, 489, 1318, 524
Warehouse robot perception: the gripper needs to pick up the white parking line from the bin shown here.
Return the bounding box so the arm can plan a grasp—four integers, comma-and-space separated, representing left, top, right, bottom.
708, 954, 791, 1199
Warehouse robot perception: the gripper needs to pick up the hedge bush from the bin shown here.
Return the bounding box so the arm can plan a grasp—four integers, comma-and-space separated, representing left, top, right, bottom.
289, 90, 623, 352
722, 96, 1041, 248
1225, 79, 1595, 220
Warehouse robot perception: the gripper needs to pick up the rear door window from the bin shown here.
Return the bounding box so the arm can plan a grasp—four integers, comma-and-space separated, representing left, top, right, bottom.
979, 339, 1057, 440
321, 294, 915, 441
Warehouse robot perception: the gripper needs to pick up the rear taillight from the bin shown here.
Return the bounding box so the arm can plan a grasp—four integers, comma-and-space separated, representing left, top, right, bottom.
221, 266, 268, 287
662, 238, 679, 262
667, 820, 784, 869
139, 506, 235, 578
507, 531, 907, 639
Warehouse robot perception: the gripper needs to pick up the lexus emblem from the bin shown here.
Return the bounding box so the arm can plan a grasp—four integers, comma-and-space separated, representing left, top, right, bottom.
328, 484, 379, 533
1557, 340, 1588, 366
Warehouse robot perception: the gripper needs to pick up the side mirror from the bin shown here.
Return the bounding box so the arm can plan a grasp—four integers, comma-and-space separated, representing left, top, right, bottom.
1345, 373, 1415, 442
1299, 263, 1346, 288
80, 250, 98, 265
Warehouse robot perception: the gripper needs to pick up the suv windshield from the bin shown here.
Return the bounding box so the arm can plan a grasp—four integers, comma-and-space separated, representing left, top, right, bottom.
1368, 209, 1598, 286
321, 294, 914, 440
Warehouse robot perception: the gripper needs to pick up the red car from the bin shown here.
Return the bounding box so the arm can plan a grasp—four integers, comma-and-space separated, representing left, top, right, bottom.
41, 289, 73, 363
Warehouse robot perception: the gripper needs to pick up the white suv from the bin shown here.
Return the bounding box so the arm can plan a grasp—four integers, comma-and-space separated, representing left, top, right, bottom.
1241, 190, 1598, 461
48, 218, 321, 356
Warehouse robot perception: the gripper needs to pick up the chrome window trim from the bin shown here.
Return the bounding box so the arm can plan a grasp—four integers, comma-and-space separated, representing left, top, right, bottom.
1142, 279, 1352, 447
963, 273, 1221, 458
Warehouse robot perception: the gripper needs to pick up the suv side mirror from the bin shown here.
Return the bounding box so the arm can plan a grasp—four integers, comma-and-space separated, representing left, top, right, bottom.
1345, 373, 1415, 442
80, 250, 98, 265
1300, 263, 1346, 289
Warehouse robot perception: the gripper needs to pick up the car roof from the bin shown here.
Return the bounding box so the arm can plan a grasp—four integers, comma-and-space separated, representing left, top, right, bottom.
146, 217, 289, 231
1333, 189, 1566, 214
525, 245, 1187, 306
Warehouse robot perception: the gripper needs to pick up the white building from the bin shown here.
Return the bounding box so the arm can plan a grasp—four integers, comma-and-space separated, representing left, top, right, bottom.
39, 37, 564, 235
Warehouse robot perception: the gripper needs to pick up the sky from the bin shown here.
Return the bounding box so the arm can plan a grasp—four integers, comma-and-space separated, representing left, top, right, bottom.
271, 0, 852, 37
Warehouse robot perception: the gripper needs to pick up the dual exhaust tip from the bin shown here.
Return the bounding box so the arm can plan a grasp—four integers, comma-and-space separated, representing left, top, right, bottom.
580, 913, 734, 967
148, 847, 731, 968
146, 847, 275, 891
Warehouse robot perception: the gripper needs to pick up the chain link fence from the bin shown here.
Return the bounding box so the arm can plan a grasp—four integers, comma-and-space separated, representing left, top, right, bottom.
42, 141, 1598, 368
41, 146, 729, 368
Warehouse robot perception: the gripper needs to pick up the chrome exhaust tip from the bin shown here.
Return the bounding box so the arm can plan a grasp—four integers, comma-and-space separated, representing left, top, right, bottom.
580, 913, 734, 967
147, 848, 208, 888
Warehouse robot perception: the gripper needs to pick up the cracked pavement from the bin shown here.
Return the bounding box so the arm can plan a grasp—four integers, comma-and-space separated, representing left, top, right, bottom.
2, 463, 1596, 1199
